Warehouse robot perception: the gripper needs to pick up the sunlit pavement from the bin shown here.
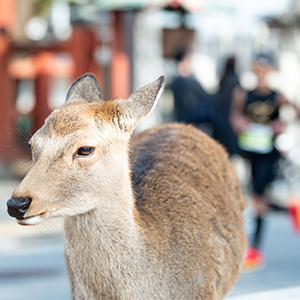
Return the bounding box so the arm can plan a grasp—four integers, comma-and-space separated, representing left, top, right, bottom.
226, 209, 300, 299
1, 180, 300, 300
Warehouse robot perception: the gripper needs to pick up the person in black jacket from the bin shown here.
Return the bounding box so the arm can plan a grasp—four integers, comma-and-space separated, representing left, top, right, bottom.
213, 57, 240, 155
169, 49, 216, 130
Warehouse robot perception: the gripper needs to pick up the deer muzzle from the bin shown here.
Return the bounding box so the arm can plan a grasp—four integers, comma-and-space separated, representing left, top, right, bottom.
7, 197, 32, 219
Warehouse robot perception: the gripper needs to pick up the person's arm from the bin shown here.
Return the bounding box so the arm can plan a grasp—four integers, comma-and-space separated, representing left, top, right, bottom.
230, 86, 249, 134
276, 93, 300, 115
271, 93, 294, 135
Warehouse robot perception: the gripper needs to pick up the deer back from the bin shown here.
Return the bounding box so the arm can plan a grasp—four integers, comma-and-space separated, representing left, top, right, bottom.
130, 123, 246, 299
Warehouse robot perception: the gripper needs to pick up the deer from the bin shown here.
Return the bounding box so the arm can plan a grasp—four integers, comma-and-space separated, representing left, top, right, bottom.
7, 73, 247, 300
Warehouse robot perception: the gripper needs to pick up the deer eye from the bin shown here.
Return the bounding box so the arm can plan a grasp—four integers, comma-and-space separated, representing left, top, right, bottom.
76, 147, 95, 157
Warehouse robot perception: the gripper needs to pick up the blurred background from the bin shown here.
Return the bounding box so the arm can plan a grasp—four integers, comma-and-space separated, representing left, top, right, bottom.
0, 0, 300, 299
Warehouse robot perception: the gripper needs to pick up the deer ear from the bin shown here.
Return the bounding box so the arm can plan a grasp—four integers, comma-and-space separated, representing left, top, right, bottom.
116, 76, 166, 131
66, 73, 103, 103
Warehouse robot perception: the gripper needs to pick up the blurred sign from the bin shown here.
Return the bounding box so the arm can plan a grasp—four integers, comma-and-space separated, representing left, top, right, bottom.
163, 27, 195, 58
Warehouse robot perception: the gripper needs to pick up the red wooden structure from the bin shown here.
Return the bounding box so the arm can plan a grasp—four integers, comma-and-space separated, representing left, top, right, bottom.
0, 0, 132, 164
0, 0, 197, 166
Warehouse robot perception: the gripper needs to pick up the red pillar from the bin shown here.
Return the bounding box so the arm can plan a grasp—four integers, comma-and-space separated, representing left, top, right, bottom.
0, 0, 16, 160
0, 34, 15, 160
32, 52, 54, 133
110, 11, 131, 99
68, 24, 102, 85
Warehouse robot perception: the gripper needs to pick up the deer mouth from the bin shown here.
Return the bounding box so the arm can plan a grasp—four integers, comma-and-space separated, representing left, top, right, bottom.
17, 212, 47, 226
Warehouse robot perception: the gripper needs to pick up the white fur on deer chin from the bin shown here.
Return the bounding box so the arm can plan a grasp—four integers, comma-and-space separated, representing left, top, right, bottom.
17, 215, 45, 226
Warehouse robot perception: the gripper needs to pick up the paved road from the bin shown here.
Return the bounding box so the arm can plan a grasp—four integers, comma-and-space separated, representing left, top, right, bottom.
1, 180, 300, 300
0, 240, 69, 300
227, 211, 300, 299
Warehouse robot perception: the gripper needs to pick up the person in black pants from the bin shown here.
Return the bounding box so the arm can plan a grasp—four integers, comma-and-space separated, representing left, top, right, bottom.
231, 53, 289, 271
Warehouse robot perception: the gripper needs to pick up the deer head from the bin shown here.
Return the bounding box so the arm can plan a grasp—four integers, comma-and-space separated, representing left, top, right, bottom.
7, 74, 165, 226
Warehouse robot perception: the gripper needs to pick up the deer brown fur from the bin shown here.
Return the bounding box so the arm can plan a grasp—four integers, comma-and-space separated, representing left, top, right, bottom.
7, 74, 247, 300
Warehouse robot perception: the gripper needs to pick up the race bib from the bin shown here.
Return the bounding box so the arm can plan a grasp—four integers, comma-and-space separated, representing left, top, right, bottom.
238, 123, 274, 154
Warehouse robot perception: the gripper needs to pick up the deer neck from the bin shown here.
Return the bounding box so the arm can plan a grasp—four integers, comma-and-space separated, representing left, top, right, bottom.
64, 157, 139, 240
64, 163, 147, 298
63, 154, 144, 258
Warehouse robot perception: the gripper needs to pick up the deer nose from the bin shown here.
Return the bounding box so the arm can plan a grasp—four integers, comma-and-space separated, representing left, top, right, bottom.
7, 197, 32, 219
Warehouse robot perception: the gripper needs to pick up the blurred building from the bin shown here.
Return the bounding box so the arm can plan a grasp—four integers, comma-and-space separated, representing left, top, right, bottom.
0, 0, 295, 176
0, 0, 202, 167
0, 0, 136, 168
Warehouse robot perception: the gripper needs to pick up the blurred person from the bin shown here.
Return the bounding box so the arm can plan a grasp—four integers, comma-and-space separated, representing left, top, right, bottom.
213, 56, 240, 155
169, 49, 216, 131
231, 53, 290, 271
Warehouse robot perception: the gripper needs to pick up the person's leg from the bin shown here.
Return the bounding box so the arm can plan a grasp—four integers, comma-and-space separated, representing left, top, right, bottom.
249, 152, 270, 249
243, 153, 271, 271
244, 194, 267, 271
252, 194, 268, 250
251, 149, 280, 249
